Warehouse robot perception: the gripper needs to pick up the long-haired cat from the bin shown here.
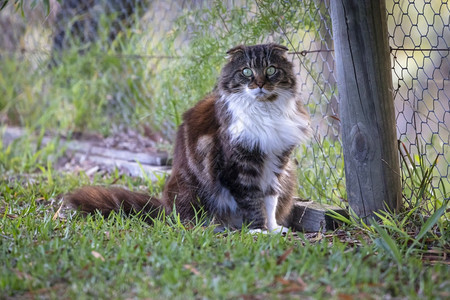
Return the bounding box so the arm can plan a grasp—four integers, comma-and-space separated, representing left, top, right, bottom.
66, 43, 312, 233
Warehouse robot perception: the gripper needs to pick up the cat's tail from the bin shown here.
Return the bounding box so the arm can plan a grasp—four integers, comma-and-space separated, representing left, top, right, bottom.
64, 186, 168, 221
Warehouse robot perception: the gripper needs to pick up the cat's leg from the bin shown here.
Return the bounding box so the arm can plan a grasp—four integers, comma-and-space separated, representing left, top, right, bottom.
234, 196, 267, 232
264, 195, 289, 234
224, 177, 269, 233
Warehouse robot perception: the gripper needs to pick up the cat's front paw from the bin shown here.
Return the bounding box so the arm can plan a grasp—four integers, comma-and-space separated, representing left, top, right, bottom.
249, 228, 269, 235
269, 225, 289, 234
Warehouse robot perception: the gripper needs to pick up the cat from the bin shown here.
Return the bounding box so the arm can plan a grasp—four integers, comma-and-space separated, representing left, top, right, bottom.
66, 43, 312, 233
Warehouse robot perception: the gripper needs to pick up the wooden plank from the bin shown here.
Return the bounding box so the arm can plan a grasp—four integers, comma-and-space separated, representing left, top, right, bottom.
330, 1, 402, 221
66, 143, 169, 166
1, 126, 170, 176
2, 126, 168, 165
72, 153, 171, 181
288, 199, 348, 232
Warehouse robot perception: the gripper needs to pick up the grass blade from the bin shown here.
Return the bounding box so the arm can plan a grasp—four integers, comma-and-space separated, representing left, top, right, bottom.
415, 201, 447, 241
417, 155, 439, 201
372, 222, 403, 264
326, 209, 352, 225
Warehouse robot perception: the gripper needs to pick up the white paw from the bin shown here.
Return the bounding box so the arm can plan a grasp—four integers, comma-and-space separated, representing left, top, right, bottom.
249, 228, 268, 235
269, 225, 289, 234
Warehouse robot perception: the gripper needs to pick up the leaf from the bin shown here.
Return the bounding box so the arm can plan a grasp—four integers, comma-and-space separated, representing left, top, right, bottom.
184, 264, 201, 276
276, 247, 294, 265
337, 294, 354, 300
328, 115, 341, 122
91, 251, 105, 262
421, 248, 448, 264
274, 276, 306, 293
52, 203, 63, 221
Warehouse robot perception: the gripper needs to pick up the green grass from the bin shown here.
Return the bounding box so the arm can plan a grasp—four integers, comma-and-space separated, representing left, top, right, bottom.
0, 137, 449, 299
1, 176, 449, 299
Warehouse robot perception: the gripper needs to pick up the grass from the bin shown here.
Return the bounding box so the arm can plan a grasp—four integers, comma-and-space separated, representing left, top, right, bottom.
1, 183, 449, 299
0, 137, 449, 299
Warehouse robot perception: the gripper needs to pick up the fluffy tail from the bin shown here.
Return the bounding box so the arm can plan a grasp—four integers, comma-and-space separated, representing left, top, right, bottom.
64, 186, 167, 220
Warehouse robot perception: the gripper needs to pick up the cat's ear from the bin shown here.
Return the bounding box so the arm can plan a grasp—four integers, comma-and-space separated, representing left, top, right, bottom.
270, 43, 289, 56
226, 45, 245, 61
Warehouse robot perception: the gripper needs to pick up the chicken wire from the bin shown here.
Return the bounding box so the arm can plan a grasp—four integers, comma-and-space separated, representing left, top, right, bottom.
0, 0, 448, 205
387, 0, 449, 203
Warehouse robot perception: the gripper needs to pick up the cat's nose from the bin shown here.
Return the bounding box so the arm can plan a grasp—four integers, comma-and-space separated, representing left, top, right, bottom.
255, 78, 265, 88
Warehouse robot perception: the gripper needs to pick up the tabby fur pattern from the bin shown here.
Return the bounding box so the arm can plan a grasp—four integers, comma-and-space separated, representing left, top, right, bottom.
66, 43, 312, 233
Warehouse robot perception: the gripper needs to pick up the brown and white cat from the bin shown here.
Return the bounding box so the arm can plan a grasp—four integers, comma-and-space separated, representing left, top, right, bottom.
66, 43, 312, 233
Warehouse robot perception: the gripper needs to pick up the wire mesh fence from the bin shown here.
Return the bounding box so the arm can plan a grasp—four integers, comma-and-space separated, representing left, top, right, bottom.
0, 0, 448, 206
387, 0, 449, 205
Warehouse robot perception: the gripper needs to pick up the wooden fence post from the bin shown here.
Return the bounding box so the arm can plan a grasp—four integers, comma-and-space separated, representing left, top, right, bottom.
330, 0, 402, 220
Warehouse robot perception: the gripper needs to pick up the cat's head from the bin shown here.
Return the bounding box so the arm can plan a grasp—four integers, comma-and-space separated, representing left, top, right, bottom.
218, 43, 296, 101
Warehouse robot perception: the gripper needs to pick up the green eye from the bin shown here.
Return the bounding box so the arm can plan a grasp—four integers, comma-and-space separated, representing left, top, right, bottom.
242, 68, 253, 77
266, 66, 276, 76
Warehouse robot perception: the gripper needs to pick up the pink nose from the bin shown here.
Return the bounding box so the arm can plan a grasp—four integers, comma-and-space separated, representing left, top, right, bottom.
255, 77, 265, 88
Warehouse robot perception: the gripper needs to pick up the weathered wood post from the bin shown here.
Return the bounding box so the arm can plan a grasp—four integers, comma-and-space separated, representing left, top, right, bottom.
330, 1, 402, 220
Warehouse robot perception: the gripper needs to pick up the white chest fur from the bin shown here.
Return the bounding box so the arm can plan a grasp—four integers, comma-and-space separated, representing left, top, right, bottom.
222, 92, 310, 154
221, 91, 310, 194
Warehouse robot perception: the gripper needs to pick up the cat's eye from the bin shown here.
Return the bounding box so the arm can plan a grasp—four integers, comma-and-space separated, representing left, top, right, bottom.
266, 66, 276, 76
242, 68, 253, 77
